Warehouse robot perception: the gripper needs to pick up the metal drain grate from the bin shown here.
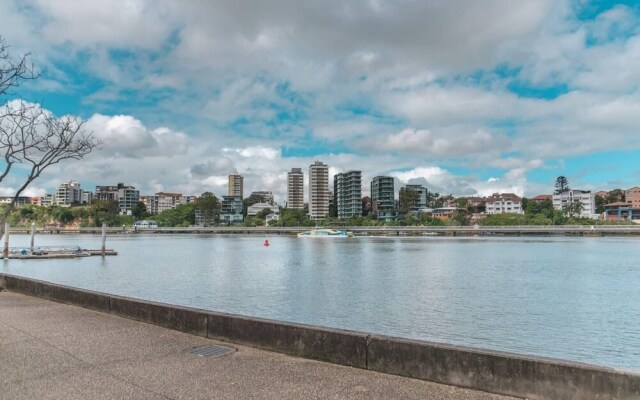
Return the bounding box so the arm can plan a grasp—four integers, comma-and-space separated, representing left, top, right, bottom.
187, 345, 235, 358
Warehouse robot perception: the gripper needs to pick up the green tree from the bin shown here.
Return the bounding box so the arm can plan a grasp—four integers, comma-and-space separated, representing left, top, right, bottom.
567, 200, 584, 218
242, 193, 267, 217
278, 208, 315, 227
90, 200, 120, 226
156, 204, 196, 227
399, 187, 419, 213
595, 194, 606, 214
256, 208, 274, 220
197, 192, 221, 226
605, 189, 624, 204
131, 201, 147, 219
554, 176, 570, 194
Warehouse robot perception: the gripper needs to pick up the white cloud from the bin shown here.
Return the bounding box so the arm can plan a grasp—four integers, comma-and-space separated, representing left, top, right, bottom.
86, 114, 188, 158
32, 0, 174, 49
4, 0, 640, 197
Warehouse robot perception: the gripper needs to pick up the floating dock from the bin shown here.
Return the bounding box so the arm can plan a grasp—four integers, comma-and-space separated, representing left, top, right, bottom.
6, 246, 118, 260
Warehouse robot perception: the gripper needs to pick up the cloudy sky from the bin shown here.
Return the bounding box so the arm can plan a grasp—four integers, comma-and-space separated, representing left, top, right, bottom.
1, 0, 640, 202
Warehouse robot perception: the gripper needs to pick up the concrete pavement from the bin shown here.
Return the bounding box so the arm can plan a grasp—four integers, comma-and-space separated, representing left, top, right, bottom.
0, 291, 517, 400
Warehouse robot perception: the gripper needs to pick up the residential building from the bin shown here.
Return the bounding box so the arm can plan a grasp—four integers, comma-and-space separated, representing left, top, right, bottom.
134, 220, 158, 228
194, 208, 215, 227
287, 168, 304, 210
594, 191, 609, 198
371, 176, 396, 220
602, 202, 640, 221
142, 192, 184, 215
626, 187, 640, 209
247, 202, 279, 217
530, 194, 552, 204
401, 184, 428, 212
432, 207, 463, 220
95, 183, 140, 215
0, 196, 33, 206
250, 191, 274, 205
334, 170, 362, 219
82, 192, 93, 205
179, 195, 198, 204
308, 161, 329, 220
228, 173, 243, 198
361, 196, 372, 216
55, 180, 84, 206
466, 197, 485, 208
220, 195, 244, 224
41, 194, 55, 207
552, 190, 597, 218
485, 193, 524, 215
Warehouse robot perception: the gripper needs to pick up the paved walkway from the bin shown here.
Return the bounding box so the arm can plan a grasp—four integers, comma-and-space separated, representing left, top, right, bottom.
0, 291, 517, 400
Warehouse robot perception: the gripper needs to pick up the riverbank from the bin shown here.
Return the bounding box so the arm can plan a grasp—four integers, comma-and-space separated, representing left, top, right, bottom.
0, 290, 511, 400
5, 224, 640, 236
2, 274, 638, 399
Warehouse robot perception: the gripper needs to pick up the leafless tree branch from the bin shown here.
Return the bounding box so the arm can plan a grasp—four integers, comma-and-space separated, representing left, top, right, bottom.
0, 39, 100, 234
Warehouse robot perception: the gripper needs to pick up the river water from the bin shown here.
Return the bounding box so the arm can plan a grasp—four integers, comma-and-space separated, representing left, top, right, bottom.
2, 234, 640, 370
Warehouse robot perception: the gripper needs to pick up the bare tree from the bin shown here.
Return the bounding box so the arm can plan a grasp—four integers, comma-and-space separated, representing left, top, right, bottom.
0, 38, 99, 234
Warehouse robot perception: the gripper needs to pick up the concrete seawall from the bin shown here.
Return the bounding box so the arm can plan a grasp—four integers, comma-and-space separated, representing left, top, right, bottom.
2, 273, 639, 400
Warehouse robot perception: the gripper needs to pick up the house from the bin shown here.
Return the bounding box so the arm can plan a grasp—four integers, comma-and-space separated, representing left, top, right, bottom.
432, 207, 463, 220
466, 197, 485, 207
530, 194, 552, 204
602, 202, 640, 222
134, 220, 158, 228
247, 203, 279, 217
485, 193, 523, 215
594, 191, 609, 198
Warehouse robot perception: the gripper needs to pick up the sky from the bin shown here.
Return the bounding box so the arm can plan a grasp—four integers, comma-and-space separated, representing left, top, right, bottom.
1, 0, 640, 202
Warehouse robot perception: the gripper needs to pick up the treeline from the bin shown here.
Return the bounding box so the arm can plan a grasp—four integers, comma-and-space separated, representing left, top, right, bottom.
2, 194, 632, 229
1, 201, 136, 228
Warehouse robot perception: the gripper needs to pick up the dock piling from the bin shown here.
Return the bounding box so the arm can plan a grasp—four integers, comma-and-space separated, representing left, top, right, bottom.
30, 222, 36, 252
4, 223, 9, 259
101, 223, 107, 257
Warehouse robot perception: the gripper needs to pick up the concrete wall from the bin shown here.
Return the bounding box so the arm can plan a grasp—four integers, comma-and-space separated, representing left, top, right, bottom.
2, 273, 639, 400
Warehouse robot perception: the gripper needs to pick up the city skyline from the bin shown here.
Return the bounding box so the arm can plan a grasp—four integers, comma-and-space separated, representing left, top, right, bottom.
1, 1, 640, 202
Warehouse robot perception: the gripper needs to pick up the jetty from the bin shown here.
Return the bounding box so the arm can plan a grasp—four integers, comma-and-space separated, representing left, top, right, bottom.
2, 222, 118, 259
6, 246, 117, 259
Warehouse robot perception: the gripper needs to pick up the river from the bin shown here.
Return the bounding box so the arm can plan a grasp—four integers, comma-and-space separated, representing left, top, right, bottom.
3, 234, 639, 370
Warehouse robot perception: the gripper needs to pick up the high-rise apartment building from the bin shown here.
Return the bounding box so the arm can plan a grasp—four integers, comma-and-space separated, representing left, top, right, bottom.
95, 183, 140, 215
220, 196, 244, 224
334, 171, 362, 219
287, 168, 304, 209
308, 161, 329, 220
228, 173, 244, 198
371, 176, 396, 220
402, 184, 428, 212
250, 191, 274, 205
55, 180, 84, 206
141, 192, 185, 215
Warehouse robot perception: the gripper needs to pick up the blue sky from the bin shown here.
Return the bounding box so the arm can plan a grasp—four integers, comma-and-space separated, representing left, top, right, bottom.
1, 0, 640, 201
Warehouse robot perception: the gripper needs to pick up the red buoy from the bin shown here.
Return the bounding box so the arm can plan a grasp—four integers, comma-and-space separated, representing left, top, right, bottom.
263, 239, 270, 247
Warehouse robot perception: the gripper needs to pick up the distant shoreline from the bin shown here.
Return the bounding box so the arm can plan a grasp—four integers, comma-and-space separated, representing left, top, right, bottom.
5, 225, 640, 237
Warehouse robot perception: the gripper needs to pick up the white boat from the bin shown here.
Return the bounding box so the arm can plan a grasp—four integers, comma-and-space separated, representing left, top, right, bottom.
297, 228, 353, 238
